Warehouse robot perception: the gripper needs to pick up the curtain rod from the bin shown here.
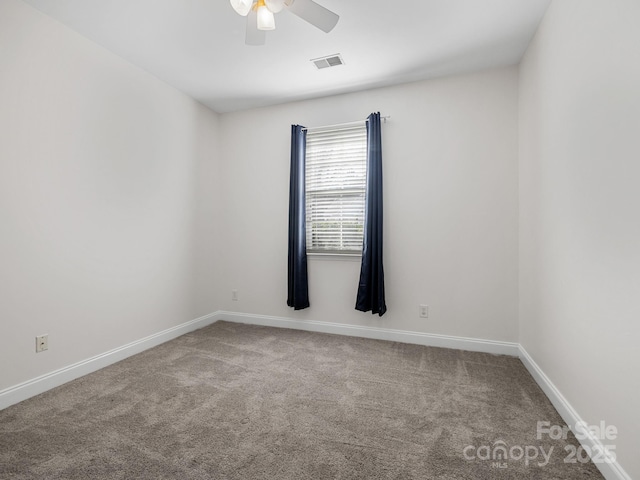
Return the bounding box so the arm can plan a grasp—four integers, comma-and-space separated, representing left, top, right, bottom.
303, 115, 390, 132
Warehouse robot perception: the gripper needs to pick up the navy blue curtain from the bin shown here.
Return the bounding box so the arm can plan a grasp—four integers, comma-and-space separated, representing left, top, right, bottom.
287, 125, 310, 310
356, 113, 386, 316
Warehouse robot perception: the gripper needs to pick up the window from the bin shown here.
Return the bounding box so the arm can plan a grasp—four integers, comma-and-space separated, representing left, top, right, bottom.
305, 123, 367, 255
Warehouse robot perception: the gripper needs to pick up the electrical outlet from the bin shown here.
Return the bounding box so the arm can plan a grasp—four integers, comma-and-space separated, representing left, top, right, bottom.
36, 334, 48, 353
419, 305, 429, 318
232, 290, 239, 301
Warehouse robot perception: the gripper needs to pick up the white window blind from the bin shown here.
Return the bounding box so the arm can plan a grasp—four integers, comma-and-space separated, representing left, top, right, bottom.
305, 123, 367, 254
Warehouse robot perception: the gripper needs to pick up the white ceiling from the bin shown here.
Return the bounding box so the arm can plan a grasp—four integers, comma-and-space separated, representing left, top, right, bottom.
22, 0, 551, 113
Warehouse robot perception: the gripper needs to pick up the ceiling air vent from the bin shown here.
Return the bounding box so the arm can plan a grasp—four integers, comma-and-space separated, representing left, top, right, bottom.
311, 54, 344, 70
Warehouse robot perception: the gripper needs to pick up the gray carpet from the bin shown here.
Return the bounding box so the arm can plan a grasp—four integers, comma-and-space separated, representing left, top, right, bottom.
1, 321, 603, 479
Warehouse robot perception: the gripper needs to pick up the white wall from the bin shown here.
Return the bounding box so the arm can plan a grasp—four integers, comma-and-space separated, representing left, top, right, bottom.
0, 0, 220, 391
217, 67, 519, 342
519, 0, 640, 478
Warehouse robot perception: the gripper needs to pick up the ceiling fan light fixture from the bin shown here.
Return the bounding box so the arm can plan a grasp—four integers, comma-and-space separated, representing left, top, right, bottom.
257, 1, 276, 30
230, 0, 253, 16
239, 0, 339, 45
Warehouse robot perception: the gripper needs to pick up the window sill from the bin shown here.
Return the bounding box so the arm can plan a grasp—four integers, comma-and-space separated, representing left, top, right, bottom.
308, 252, 362, 262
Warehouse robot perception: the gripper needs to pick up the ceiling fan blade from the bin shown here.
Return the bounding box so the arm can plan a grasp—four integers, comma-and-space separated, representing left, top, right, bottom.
245, 8, 266, 45
285, 0, 339, 33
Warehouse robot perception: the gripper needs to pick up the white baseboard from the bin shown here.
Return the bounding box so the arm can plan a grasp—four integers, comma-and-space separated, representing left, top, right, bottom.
0, 312, 218, 411
216, 311, 520, 356
519, 345, 631, 480
0, 310, 630, 479
0, 311, 518, 412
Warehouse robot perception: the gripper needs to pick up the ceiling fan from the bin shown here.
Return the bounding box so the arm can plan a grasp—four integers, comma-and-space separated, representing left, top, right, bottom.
230, 0, 339, 45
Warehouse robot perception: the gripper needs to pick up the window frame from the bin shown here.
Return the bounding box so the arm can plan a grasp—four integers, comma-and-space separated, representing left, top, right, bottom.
304, 122, 367, 257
